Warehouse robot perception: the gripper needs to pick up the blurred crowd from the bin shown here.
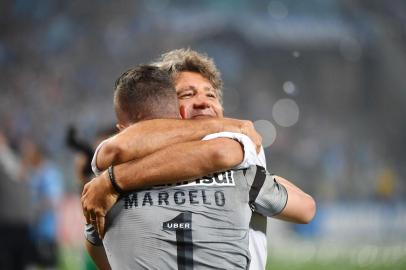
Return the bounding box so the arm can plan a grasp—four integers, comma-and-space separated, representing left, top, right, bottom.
1, 0, 406, 267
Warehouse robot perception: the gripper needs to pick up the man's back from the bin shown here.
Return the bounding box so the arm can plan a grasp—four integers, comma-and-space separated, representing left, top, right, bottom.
101, 166, 287, 270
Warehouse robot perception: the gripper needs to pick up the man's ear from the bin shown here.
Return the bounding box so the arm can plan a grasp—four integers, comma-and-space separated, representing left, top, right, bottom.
179, 105, 187, 119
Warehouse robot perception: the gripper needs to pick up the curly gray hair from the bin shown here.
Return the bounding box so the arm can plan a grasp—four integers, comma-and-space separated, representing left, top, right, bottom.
152, 48, 223, 103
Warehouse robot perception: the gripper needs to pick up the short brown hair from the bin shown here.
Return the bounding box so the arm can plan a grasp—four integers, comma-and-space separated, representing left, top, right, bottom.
152, 48, 223, 103
114, 65, 179, 124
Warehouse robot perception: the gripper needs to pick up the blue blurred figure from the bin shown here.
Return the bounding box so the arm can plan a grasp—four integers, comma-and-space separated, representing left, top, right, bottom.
21, 139, 63, 269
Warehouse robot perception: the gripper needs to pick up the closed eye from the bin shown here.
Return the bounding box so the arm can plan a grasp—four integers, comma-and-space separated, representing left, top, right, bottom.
178, 92, 194, 99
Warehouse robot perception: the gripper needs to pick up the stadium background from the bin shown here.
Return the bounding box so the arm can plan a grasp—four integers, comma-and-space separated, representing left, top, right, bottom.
1, 0, 405, 269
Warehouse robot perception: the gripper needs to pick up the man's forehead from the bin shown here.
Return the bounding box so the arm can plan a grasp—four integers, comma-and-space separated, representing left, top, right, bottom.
175, 71, 212, 85
175, 85, 216, 93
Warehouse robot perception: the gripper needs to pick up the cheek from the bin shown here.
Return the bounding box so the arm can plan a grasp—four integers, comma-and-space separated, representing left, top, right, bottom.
212, 103, 224, 117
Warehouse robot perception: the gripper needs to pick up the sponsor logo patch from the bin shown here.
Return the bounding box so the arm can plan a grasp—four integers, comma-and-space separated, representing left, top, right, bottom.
156, 170, 235, 188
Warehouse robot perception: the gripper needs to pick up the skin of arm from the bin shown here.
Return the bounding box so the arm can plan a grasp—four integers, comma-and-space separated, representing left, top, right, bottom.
96, 118, 261, 171
114, 138, 244, 190
82, 137, 244, 237
273, 175, 316, 224
85, 241, 111, 270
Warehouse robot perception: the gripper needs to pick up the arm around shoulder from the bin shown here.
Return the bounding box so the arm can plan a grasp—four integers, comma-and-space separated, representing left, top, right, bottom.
95, 138, 120, 172
95, 118, 225, 172
205, 138, 244, 170
273, 175, 316, 224
113, 137, 244, 190
94, 118, 259, 172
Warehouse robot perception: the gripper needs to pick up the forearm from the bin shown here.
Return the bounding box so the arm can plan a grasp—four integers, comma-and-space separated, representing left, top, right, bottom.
273, 175, 316, 224
82, 137, 246, 238
112, 138, 244, 191
85, 241, 111, 270
96, 118, 248, 171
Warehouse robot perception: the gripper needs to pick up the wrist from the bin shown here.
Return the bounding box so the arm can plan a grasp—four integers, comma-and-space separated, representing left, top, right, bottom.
221, 118, 242, 134
102, 169, 120, 197
107, 165, 124, 194
199, 118, 222, 134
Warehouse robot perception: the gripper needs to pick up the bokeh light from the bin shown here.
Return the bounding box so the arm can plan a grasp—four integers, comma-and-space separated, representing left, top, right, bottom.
254, 119, 277, 148
283, 81, 297, 95
272, 98, 300, 127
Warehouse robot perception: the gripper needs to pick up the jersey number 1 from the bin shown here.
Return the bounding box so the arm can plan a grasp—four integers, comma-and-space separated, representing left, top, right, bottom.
163, 212, 193, 270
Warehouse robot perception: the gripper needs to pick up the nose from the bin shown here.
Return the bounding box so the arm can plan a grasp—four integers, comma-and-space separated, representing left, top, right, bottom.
192, 94, 211, 109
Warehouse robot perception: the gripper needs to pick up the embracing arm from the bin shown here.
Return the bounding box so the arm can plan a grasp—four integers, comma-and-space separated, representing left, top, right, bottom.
113, 137, 243, 190
273, 175, 316, 224
95, 118, 260, 172
85, 241, 111, 270
249, 167, 316, 224
82, 137, 244, 237
83, 223, 111, 269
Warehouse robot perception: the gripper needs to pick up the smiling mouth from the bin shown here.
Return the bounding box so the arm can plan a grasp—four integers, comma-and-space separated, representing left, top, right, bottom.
192, 115, 213, 119
191, 113, 215, 119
